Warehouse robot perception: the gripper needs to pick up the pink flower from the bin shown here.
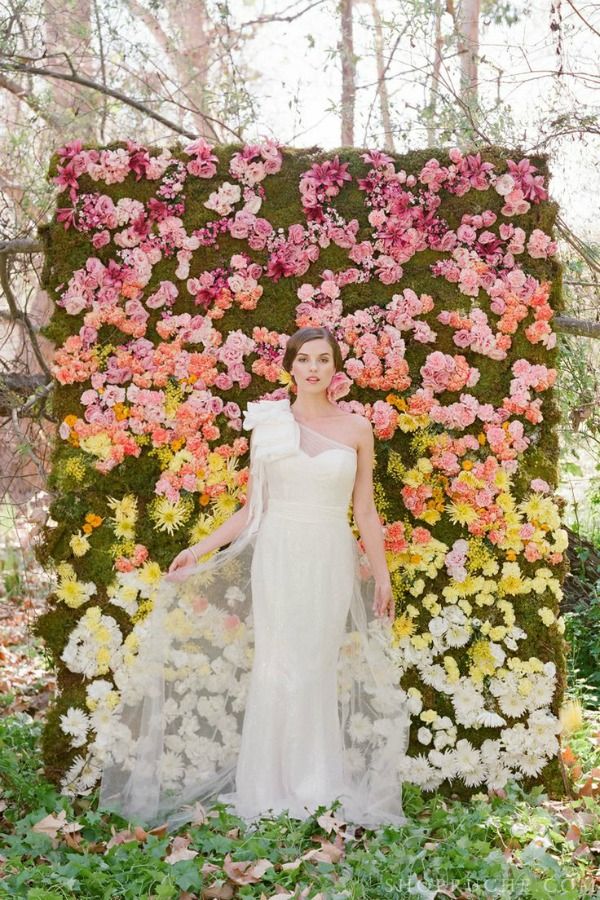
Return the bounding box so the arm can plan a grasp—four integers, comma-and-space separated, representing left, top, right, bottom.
326, 371, 352, 402
527, 228, 557, 259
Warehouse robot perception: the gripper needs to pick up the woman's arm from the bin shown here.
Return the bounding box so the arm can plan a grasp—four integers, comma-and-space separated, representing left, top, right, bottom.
351, 418, 394, 619
168, 453, 255, 573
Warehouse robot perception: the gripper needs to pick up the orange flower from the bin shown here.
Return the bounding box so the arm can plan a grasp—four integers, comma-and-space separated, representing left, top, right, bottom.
64, 414, 78, 427
120, 281, 144, 299
113, 404, 129, 421
84, 513, 103, 528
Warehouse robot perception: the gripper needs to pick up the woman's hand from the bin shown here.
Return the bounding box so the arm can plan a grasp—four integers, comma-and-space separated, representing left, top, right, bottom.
168, 547, 198, 575
372, 574, 395, 621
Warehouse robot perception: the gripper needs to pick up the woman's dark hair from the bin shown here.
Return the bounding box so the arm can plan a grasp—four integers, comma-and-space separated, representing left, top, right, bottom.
282, 327, 343, 382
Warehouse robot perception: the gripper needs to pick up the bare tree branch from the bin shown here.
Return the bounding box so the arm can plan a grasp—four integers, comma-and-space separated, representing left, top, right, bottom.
0, 239, 44, 255
0, 71, 63, 128
0, 59, 245, 141
0, 255, 52, 379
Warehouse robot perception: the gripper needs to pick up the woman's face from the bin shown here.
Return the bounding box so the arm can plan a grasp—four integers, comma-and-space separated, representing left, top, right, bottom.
291, 338, 336, 392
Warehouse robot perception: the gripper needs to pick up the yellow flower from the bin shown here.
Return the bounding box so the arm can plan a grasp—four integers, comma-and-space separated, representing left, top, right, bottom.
63, 457, 86, 483
392, 614, 416, 642
498, 561, 528, 596
57, 561, 76, 580
538, 606, 556, 626
69, 532, 91, 557
107, 494, 138, 520
493, 468, 509, 490
411, 634, 429, 650
559, 699, 583, 736
468, 639, 497, 677
80, 433, 112, 459
56, 578, 95, 608
446, 501, 478, 526
167, 449, 194, 473
517, 677, 532, 697
404, 468, 424, 487
278, 369, 293, 389
150, 496, 192, 534
139, 561, 163, 586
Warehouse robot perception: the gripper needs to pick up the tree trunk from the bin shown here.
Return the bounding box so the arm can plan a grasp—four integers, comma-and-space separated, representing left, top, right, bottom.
340, 0, 356, 147
367, 0, 395, 152
457, 0, 480, 107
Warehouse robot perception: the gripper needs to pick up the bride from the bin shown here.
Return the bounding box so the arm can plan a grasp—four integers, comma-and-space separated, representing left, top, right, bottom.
97, 326, 412, 831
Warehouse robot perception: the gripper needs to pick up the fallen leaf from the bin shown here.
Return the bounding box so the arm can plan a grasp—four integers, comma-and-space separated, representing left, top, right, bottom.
564, 823, 581, 844
316, 810, 347, 835
561, 746, 578, 766
32, 810, 68, 846
301, 836, 344, 865
202, 883, 234, 899
106, 828, 142, 849
223, 853, 274, 885
165, 835, 198, 864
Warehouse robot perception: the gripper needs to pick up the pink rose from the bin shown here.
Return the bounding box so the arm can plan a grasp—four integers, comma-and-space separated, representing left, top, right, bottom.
326, 371, 352, 402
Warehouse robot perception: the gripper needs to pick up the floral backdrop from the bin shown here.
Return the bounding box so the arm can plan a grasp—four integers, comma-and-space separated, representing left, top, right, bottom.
36, 139, 568, 801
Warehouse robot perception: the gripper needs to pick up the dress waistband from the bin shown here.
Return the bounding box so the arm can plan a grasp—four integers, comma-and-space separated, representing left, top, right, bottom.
266, 497, 349, 522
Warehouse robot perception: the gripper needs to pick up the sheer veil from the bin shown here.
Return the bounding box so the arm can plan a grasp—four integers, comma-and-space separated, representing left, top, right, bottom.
96, 397, 412, 831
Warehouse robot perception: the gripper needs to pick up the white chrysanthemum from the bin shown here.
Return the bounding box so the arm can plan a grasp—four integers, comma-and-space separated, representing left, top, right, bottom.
164, 734, 186, 754
161, 751, 184, 785
225, 586, 246, 608
427, 747, 459, 779
476, 710, 507, 728
525, 675, 555, 711
86, 678, 114, 704
454, 739, 485, 787
60, 608, 123, 678
348, 712, 372, 743
451, 681, 485, 726
517, 751, 546, 777
497, 691, 529, 718
399, 753, 436, 787
59, 707, 90, 747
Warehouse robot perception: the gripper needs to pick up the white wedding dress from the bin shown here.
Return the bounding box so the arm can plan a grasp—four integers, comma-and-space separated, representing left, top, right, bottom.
97, 397, 411, 831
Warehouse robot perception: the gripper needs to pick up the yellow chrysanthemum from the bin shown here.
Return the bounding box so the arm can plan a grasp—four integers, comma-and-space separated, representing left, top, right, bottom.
446, 501, 478, 526
150, 496, 192, 534
56, 578, 95, 609
69, 532, 91, 557
138, 561, 162, 586
468, 639, 498, 677
167, 449, 195, 473
57, 561, 76, 581
538, 606, 556, 626
498, 561, 528, 596
80, 433, 112, 459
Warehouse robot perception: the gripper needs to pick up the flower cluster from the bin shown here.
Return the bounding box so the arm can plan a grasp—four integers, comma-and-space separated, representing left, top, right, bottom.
46, 140, 565, 799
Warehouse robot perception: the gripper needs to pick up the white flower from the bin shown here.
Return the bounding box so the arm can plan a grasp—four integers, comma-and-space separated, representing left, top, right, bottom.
59, 707, 91, 747
417, 726, 432, 745
494, 173, 516, 196
348, 712, 372, 743
225, 586, 246, 608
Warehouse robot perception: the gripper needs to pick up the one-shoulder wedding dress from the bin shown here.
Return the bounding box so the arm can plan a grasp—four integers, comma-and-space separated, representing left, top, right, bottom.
96, 397, 411, 831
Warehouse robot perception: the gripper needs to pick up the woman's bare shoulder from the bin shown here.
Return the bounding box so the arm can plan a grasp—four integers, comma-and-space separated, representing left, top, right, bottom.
335, 411, 371, 449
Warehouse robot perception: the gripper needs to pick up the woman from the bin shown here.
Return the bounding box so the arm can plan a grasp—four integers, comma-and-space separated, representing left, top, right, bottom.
97, 326, 411, 831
